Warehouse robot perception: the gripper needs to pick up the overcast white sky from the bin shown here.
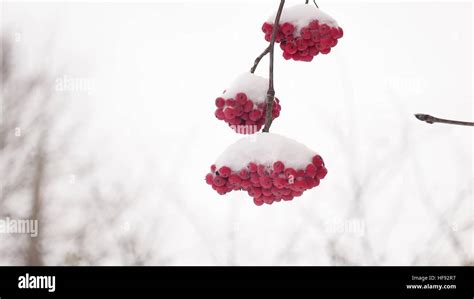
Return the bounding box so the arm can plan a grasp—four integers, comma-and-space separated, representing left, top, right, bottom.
1, 1, 472, 265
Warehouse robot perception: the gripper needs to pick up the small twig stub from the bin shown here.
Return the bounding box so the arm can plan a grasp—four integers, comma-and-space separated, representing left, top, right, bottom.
415, 114, 474, 127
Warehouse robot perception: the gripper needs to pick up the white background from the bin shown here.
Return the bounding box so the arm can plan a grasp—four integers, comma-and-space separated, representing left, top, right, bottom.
1, 0, 472, 265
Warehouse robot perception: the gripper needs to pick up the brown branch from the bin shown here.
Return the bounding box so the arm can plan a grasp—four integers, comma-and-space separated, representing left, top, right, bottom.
262, 0, 285, 133
250, 46, 270, 74
305, 0, 319, 8
415, 114, 474, 127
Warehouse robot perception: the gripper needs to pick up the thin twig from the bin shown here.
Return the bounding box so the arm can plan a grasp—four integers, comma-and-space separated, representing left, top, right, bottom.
305, 0, 319, 8
415, 114, 474, 127
250, 46, 270, 74
262, 0, 285, 133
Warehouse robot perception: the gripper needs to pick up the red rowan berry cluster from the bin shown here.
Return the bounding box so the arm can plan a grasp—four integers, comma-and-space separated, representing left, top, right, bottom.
262, 20, 343, 62
206, 1, 337, 206
215, 93, 281, 134
205, 155, 327, 206
262, 4, 343, 62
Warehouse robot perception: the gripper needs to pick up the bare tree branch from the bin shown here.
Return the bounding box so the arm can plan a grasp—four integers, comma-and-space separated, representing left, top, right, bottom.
250, 46, 270, 74
263, 0, 285, 133
415, 114, 474, 127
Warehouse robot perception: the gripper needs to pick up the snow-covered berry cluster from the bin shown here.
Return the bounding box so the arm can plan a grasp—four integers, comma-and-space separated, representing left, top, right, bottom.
214, 73, 281, 134
205, 133, 327, 206
263, 4, 343, 62
206, 155, 327, 206
206, 3, 338, 206
215, 95, 281, 134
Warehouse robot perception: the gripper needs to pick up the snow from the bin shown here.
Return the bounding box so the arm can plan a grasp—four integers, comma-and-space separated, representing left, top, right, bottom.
221, 72, 268, 104
267, 4, 339, 33
215, 133, 318, 170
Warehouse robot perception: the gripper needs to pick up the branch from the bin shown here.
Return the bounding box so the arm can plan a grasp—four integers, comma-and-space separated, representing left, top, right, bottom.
250, 46, 270, 74
262, 0, 285, 133
415, 114, 474, 127
305, 0, 319, 8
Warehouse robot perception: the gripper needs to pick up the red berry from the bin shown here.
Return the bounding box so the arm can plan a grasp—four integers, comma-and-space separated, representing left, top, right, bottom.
249, 109, 262, 121
296, 38, 308, 51
273, 177, 287, 189
223, 107, 236, 120
262, 188, 272, 196
280, 22, 295, 35
225, 99, 236, 107
257, 164, 267, 176
215, 97, 225, 108
309, 20, 319, 30
299, 49, 309, 57
228, 118, 241, 126
305, 164, 317, 177
241, 180, 252, 190
248, 162, 258, 172
218, 166, 231, 177
210, 165, 217, 172
213, 176, 226, 187
320, 37, 332, 49
250, 175, 260, 186
337, 27, 343, 38
313, 178, 320, 187
285, 168, 296, 179
235, 93, 247, 105
259, 176, 272, 189
273, 161, 285, 173
253, 198, 264, 206
312, 155, 324, 166
228, 174, 242, 185
271, 188, 282, 197
205, 173, 213, 185
321, 48, 331, 55
283, 51, 293, 60
309, 47, 319, 56
316, 165, 327, 179
243, 100, 254, 113
216, 186, 228, 195
304, 177, 316, 188
262, 196, 273, 205
320, 24, 330, 34
245, 120, 256, 126
330, 27, 340, 38
262, 22, 273, 34
233, 105, 243, 117
285, 42, 298, 55
300, 27, 312, 40
215, 109, 225, 120
249, 187, 262, 198
238, 168, 250, 180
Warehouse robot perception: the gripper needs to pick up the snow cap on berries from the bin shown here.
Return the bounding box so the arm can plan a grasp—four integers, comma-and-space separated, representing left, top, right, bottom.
206, 133, 327, 206
215, 133, 318, 170
221, 72, 269, 105
267, 4, 339, 32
